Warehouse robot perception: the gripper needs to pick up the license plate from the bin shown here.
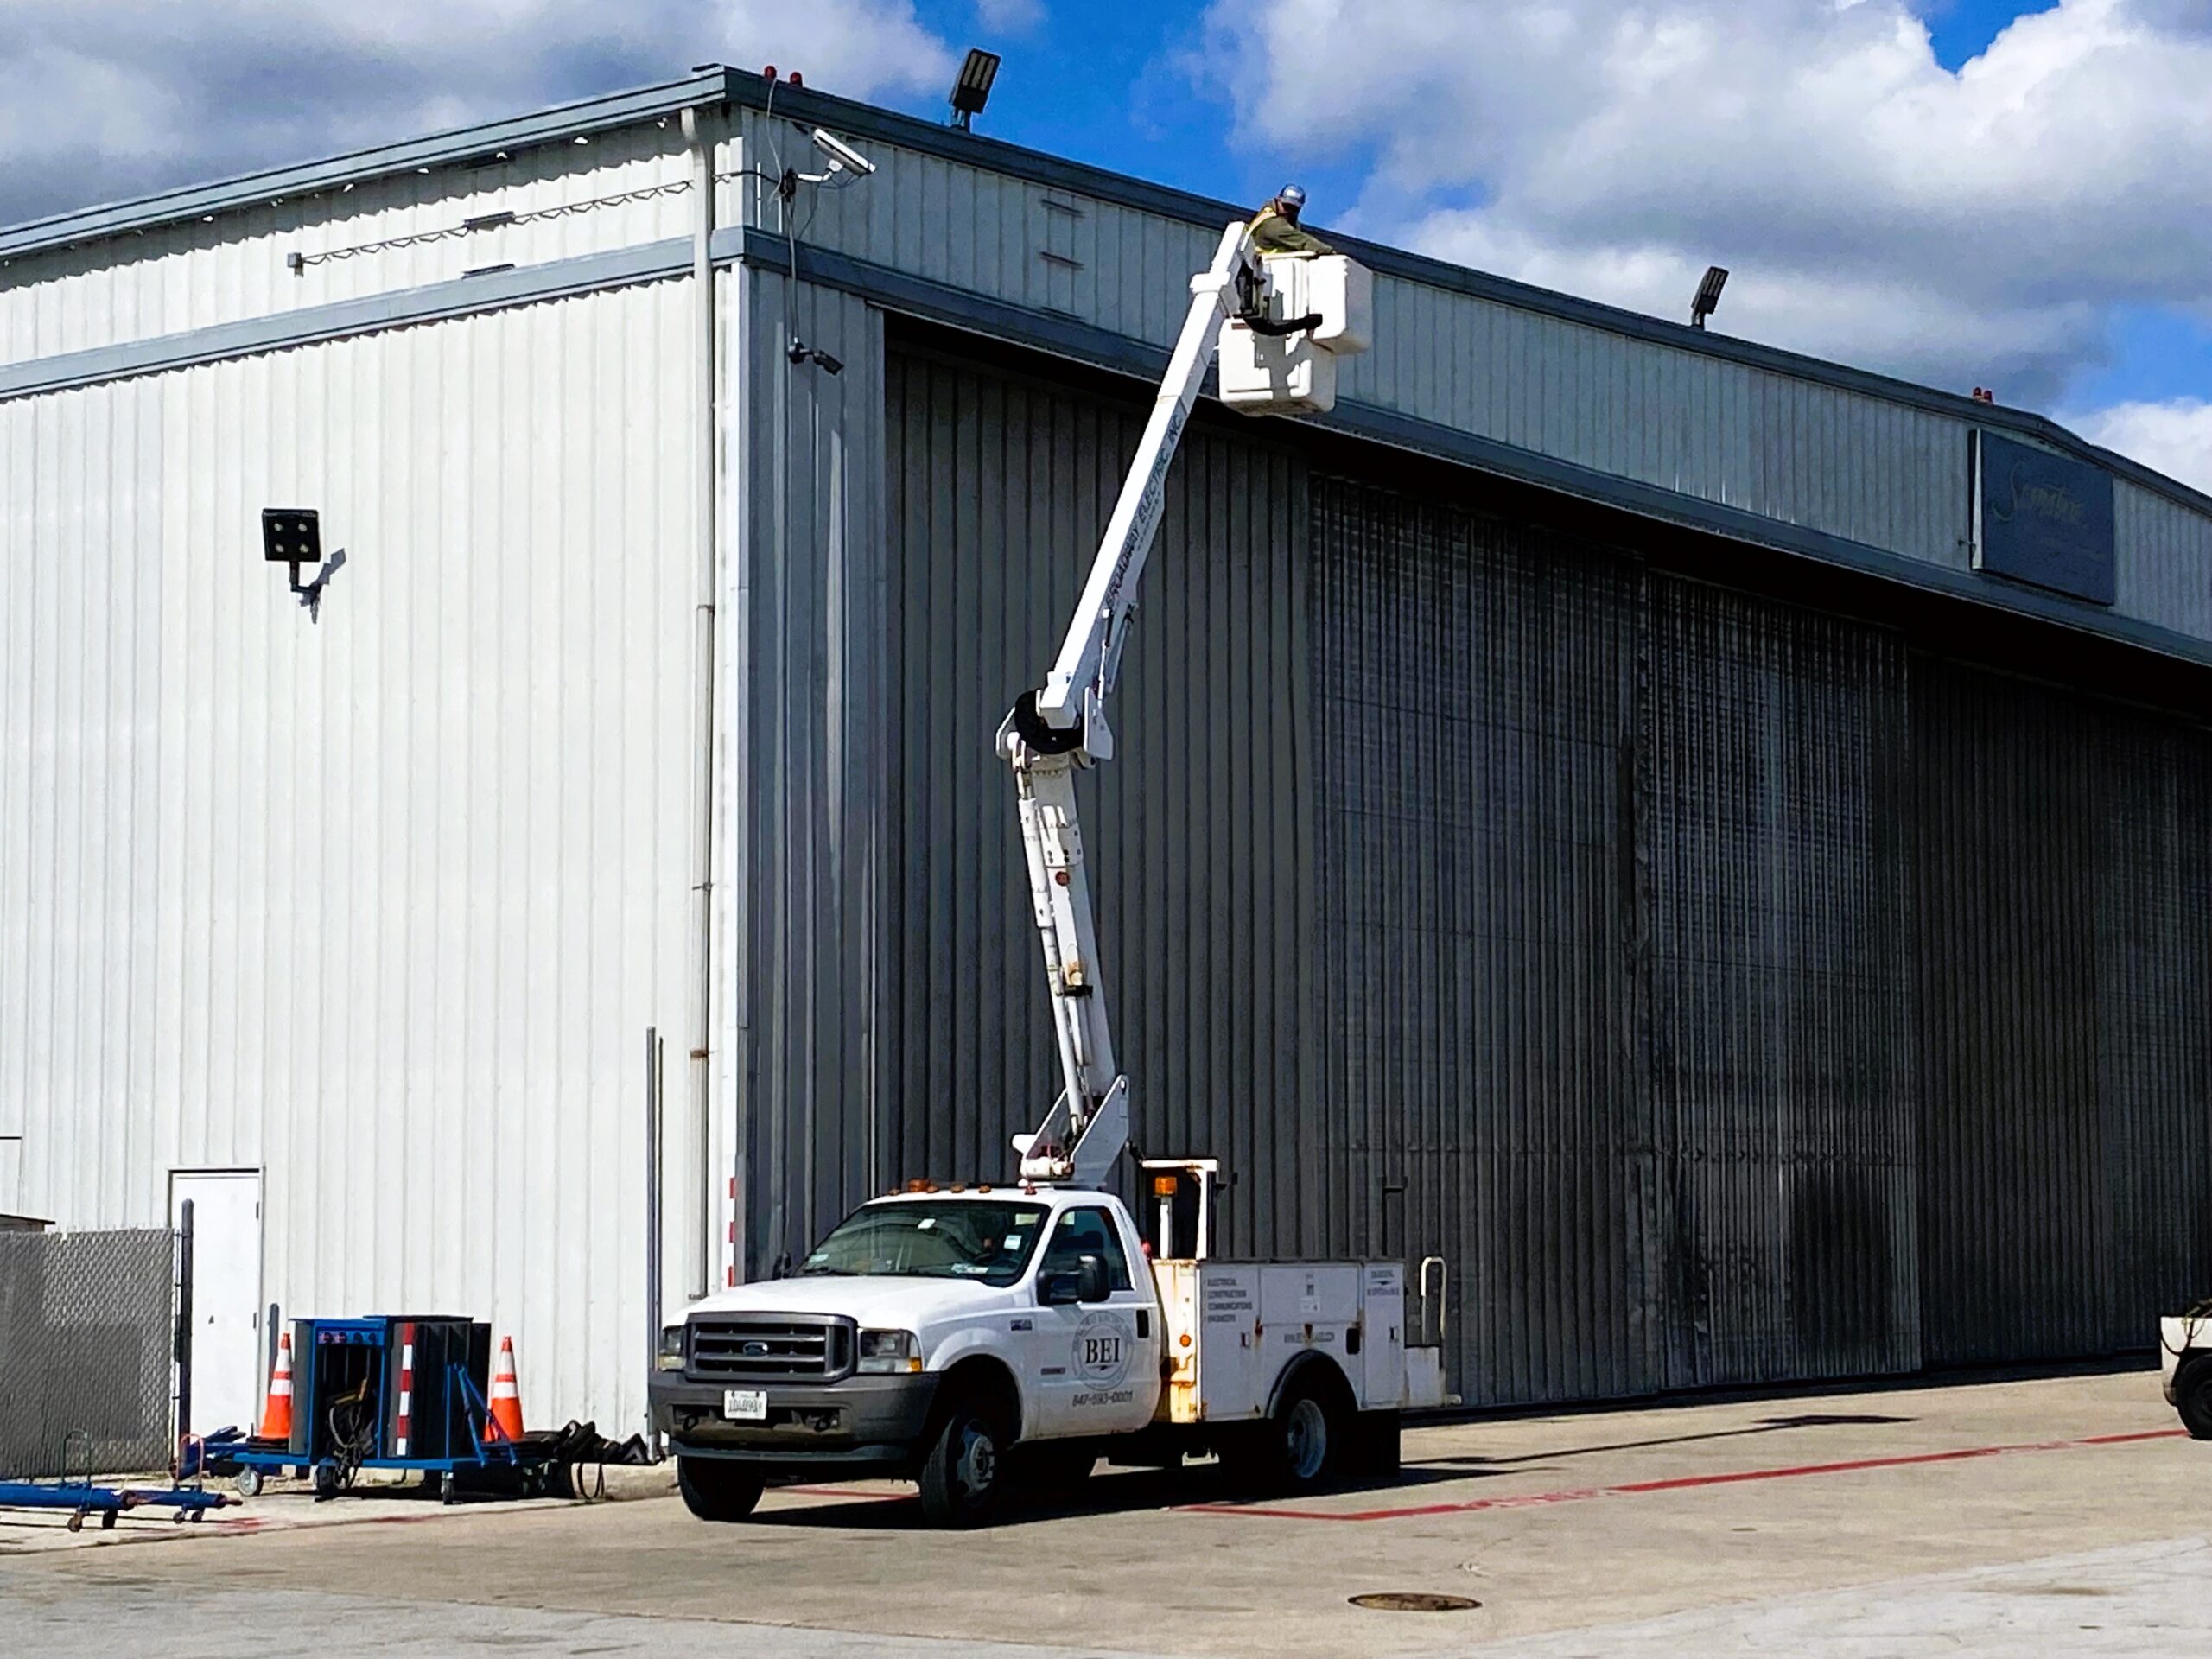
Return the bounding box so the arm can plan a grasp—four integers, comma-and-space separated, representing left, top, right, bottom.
722, 1389, 768, 1421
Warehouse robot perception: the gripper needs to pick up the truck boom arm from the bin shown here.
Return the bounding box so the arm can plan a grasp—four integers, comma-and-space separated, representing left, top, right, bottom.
999, 222, 1257, 1185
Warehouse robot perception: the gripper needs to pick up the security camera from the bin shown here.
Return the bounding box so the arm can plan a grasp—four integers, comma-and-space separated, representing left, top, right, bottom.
810, 128, 875, 177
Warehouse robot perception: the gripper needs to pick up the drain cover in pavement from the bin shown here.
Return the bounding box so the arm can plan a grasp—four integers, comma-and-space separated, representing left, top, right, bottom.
1349, 1592, 1481, 1613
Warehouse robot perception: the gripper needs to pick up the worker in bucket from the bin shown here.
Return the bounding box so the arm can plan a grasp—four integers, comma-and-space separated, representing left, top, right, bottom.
1247, 184, 1333, 255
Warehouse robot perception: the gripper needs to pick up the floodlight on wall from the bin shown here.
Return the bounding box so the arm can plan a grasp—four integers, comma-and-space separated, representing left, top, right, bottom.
1689, 265, 1729, 330
261, 506, 346, 620
263, 507, 322, 581
950, 48, 1001, 130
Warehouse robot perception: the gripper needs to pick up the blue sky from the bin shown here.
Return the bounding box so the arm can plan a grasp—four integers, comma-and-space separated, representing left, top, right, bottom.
1924, 0, 2037, 62
4, 1, 2209, 483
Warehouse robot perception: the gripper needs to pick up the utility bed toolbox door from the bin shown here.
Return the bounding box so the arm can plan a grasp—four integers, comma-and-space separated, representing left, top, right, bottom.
1260, 1264, 1359, 1391
1362, 1262, 1407, 1408
1193, 1263, 1262, 1421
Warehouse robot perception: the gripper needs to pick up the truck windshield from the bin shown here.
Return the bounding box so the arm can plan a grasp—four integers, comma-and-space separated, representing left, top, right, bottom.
798, 1200, 1050, 1287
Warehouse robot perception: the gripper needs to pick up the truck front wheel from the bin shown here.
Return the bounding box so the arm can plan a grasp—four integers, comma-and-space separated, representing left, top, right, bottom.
2176, 1356, 2212, 1440
677, 1457, 765, 1522
918, 1395, 1009, 1528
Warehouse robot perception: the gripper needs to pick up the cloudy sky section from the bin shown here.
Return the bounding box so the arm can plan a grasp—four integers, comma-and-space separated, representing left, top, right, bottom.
2, 0, 2206, 488
0, 0, 953, 225
1205, 0, 2212, 481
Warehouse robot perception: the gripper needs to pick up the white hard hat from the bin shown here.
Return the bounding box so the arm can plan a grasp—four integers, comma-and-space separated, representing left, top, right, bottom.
1279, 184, 1307, 210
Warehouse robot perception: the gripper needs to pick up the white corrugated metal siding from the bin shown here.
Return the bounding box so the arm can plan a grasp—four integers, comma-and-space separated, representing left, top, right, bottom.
2115, 480, 2212, 640
0, 123, 695, 367
0, 277, 701, 1427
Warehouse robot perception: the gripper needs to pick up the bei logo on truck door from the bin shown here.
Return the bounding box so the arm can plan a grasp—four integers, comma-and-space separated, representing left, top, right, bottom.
1072, 1310, 1134, 1390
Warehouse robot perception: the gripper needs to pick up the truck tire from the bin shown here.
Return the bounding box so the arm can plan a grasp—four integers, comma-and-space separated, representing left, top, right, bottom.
677, 1456, 765, 1522
918, 1393, 1010, 1528
1224, 1372, 1343, 1496
2176, 1356, 2212, 1440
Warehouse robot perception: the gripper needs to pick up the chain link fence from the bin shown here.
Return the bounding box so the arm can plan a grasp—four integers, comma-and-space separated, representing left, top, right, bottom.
0, 1228, 175, 1477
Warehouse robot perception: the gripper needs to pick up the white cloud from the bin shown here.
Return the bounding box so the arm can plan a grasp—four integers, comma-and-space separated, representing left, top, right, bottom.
0, 1, 957, 226
976, 0, 1047, 32
1203, 1, 2212, 407
2071, 398, 2212, 493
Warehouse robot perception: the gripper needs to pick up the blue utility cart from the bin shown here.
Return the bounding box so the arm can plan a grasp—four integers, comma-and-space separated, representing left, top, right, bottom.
0, 1433, 235, 1530
204, 1315, 556, 1503
0, 1478, 233, 1529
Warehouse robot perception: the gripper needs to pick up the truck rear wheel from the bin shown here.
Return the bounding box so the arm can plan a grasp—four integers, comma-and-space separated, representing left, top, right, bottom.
1224, 1373, 1343, 1495
918, 1395, 1009, 1528
2176, 1356, 2212, 1440
677, 1456, 765, 1522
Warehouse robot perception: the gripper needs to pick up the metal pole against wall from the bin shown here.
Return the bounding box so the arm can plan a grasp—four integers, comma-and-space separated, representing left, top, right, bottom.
680, 99, 720, 1305
174, 1199, 194, 1448
645, 1027, 665, 1451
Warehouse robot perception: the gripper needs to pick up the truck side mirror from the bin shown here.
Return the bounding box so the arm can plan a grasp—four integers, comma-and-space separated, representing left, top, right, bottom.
1040, 1270, 1083, 1306
1076, 1254, 1109, 1304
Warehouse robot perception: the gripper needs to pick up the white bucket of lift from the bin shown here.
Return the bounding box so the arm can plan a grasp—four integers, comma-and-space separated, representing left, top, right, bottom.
1217, 252, 1371, 415
1218, 322, 1339, 414
1273, 253, 1373, 353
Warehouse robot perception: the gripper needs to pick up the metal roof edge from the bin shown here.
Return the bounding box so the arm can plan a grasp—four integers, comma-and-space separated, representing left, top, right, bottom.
753, 227, 2212, 675
0, 69, 734, 261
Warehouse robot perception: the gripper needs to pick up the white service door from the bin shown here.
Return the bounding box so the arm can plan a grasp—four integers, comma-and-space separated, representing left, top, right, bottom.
170, 1171, 264, 1436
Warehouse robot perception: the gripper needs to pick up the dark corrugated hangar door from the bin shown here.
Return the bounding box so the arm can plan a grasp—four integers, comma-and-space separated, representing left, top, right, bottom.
1309, 479, 1662, 1403
1311, 479, 1921, 1403
1912, 659, 2212, 1365
1641, 578, 1919, 1389
874, 336, 2212, 1408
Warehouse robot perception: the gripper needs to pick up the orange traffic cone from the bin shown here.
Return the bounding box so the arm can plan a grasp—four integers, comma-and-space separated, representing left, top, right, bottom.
485, 1335, 525, 1445
257, 1333, 294, 1441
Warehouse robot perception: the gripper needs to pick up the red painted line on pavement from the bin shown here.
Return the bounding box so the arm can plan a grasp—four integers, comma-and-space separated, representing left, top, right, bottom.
779, 1485, 914, 1503
1178, 1427, 2190, 1523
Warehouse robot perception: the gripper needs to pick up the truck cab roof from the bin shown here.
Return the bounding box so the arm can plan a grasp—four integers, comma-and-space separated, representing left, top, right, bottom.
865, 1185, 1101, 1208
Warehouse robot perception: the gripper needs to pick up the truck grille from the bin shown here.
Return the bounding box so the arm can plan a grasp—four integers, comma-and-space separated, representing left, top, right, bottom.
688, 1317, 852, 1382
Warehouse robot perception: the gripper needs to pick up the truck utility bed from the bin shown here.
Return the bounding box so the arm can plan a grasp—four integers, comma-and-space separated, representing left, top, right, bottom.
1154, 1258, 1446, 1423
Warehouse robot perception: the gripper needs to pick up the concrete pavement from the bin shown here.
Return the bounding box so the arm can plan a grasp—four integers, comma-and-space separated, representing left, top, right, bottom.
3, 1368, 2203, 1657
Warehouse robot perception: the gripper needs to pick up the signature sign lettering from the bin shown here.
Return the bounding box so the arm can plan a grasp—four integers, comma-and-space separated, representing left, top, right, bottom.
1974, 430, 2114, 607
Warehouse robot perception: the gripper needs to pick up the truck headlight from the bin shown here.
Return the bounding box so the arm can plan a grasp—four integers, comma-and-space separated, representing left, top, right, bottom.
658, 1323, 687, 1370
857, 1329, 921, 1374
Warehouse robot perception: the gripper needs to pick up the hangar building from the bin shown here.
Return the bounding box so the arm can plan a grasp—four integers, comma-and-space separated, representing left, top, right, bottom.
3, 68, 2209, 1432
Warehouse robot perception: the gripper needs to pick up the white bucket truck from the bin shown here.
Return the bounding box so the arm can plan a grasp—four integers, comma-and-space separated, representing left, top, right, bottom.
650, 219, 1446, 1527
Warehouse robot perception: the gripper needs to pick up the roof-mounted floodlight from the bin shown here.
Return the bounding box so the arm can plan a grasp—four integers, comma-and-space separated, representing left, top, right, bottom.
950, 48, 1001, 130
810, 128, 875, 178
1689, 264, 1728, 330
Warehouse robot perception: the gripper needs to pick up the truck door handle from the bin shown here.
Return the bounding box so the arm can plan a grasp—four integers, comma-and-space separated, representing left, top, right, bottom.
1135, 1310, 1150, 1339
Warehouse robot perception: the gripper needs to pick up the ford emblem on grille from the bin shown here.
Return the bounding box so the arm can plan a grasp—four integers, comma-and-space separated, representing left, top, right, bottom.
742, 1340, 769, 1357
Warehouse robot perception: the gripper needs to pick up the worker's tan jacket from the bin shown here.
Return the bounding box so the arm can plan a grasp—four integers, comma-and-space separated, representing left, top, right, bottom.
1245, 207, 1333, 257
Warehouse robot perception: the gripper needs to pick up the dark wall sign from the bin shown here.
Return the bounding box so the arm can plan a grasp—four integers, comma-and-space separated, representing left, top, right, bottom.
1973, 430, 2116, 606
